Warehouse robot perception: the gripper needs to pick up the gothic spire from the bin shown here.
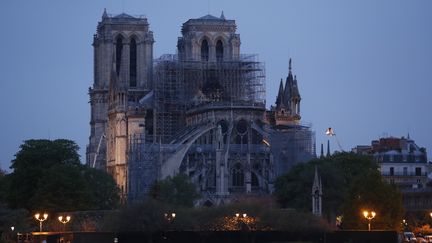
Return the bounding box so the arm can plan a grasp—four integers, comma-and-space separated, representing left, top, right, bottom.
291, 75, 300, 98
313, 166, 320, 187
289, 58, 292, 73
220, 11, 225, 20
326, 140, 331, 157
102, 8, 108, 19
312, 166, 322, 216
283, 58, 294, 107
276, 78, 284, 107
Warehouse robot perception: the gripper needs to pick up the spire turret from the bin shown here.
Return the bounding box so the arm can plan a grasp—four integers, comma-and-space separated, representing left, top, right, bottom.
102, 8, 108, 19
312, 166, 322, 216
289, 58, 292, 73
283, 59, 294, 107
220, 11, 225, 20
276, 78, 284, 107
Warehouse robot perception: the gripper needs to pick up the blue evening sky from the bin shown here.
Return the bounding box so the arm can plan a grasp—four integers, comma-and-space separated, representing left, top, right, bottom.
1, 0, 431, 171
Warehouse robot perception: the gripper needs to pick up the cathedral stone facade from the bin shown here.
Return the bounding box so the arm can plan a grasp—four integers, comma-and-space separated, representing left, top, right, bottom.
87, 10, 315, 204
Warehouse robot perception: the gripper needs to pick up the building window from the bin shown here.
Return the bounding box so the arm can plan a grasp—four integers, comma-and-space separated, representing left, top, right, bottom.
201, 39, 209, 61
216, 40, 223, 62
115, 36, 123, 76
403, 167, 408, 176
130, 38, 137, 87
251, 172, 259, 187
232, 163, 244, 187
415, 167, 422, 176
390, 167, 394, 176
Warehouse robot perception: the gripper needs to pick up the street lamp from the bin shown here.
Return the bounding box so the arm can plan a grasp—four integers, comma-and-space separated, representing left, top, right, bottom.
235, 212, 250, 231
34, 213, 48, 232
58, 215, 71, 232
235, 213, 247, 218
164, 212, 176, 222
363, 211, 376, 231
402, 219, 407, 231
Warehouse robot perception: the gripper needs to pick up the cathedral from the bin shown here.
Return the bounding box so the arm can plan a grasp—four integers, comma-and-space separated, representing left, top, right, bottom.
86, 10, 315, 204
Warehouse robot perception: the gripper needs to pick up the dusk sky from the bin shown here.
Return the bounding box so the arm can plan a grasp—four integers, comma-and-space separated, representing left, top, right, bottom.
1, 0, 431, 171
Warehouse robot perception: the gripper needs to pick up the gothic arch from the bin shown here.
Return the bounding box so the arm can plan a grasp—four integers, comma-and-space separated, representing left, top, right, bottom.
198, 35, 212, 46
214, 36, 228, 47
128, 33, 143, 43
113, 32, 128, 43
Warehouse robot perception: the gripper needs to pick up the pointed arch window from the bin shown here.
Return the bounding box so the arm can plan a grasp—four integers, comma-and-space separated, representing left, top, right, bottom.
115, 36, 123, 76
216, 40, 223, 62
130, 38, 137, 87
232, 163, 244, 187
201, 39, 209, 61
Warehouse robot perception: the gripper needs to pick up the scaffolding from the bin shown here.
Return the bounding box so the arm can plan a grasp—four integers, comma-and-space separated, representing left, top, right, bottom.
269, 123, 316, 176
153, 54, 266, 143
126, 53, 315, 202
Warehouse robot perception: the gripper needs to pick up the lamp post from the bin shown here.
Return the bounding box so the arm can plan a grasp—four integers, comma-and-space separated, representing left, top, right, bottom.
34, 213, 48, 232
164, 212, 176, 222
402, 219, 407, 231
58, 215, 71, 232
235, 213, 249, 231
325, 127, 344, 152
363, 211, 376, 231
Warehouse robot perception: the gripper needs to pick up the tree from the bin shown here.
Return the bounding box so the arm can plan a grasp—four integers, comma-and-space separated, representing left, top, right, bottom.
274, 152, 404, 230
3, 139, 119, 211
341, 169, 404, 230
150, 174, 200, 207
0, 170, 6, 203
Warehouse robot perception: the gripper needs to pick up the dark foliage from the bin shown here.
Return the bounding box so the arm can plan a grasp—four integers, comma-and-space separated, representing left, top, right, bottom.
274, 152, 404, 230
150, 174, 200, 207
2, 139, 120, 212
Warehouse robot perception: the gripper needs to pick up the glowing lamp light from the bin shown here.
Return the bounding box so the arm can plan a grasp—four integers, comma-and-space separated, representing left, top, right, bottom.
325, 127, 335, 136
363, 210, 376, 231
34, 213, 49, 232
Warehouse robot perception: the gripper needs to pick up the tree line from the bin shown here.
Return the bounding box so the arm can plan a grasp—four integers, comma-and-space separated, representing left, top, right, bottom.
0, 139, 404, 236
